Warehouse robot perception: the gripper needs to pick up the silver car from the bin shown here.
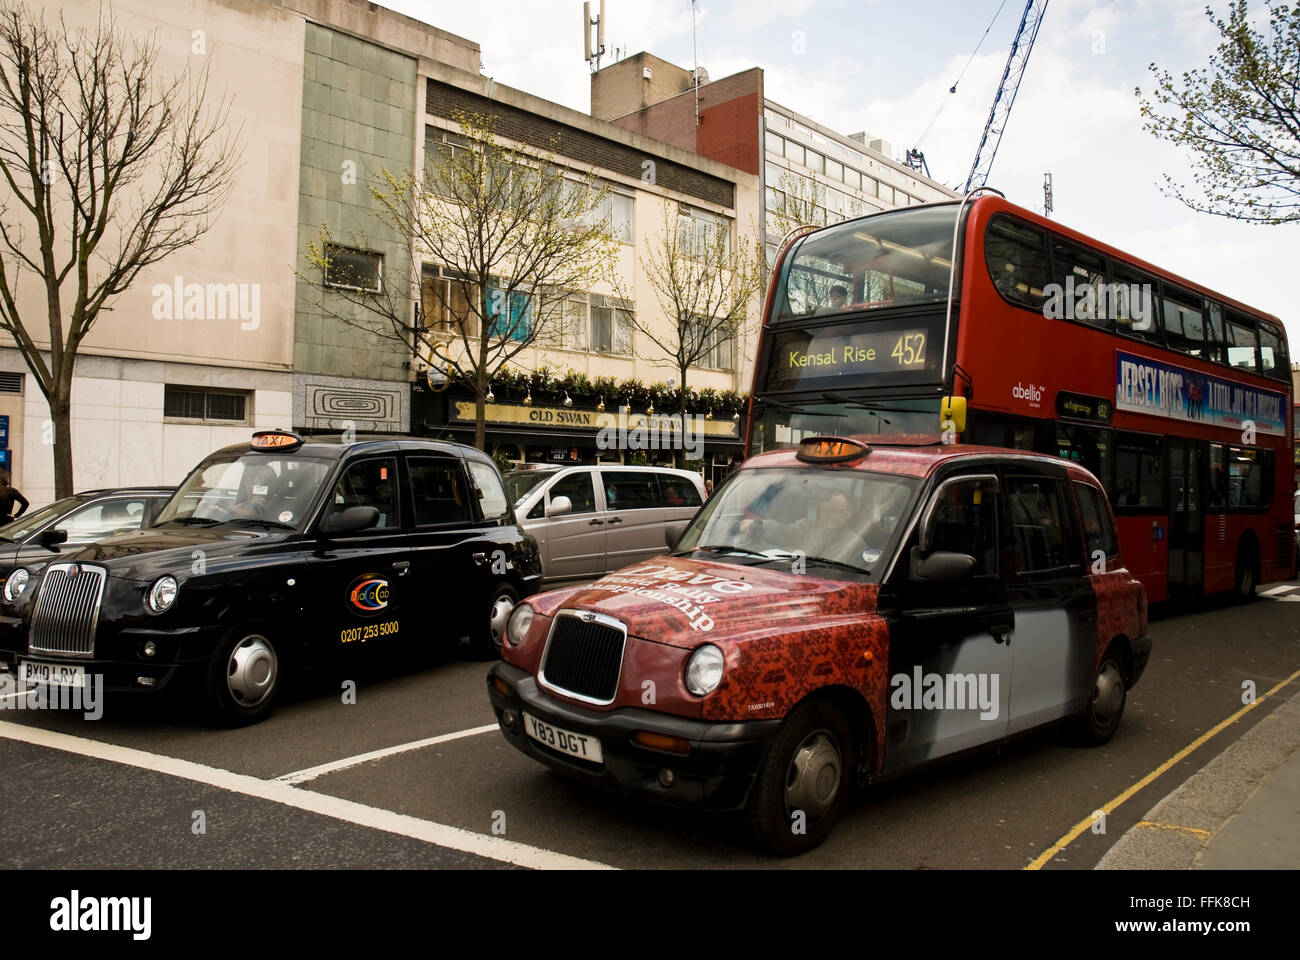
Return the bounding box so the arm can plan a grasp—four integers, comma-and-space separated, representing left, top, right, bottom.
503, 465, 706, 585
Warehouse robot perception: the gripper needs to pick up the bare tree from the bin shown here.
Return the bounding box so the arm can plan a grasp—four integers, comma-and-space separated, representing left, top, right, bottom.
302, 109, 618, 451
1138, 0, 1300, 223
0, 2, 241, 496
630, 204, 762, 430
766, 168, 827, 244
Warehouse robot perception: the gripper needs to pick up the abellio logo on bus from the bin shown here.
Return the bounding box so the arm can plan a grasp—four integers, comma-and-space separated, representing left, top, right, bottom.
1012, 382, 1046, 408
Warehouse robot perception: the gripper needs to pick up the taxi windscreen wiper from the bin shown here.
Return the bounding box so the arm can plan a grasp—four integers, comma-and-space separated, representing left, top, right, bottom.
222, 518, 297, 530
687, 544, 771, 559
747, 550, 871, 576
170, 516, 222, 526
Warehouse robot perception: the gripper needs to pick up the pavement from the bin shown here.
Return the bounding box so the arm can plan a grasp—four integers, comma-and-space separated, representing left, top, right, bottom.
1097, 686, 1300, 870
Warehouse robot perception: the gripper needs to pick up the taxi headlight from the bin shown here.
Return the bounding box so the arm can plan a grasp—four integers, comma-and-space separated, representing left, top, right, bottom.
4, 568, 30, 602
685, 644, 725, 696
146, 576, 178, 613
506, 603, 534, 646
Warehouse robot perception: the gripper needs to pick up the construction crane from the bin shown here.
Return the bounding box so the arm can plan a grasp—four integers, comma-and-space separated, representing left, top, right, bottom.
963, 0, 1049, 193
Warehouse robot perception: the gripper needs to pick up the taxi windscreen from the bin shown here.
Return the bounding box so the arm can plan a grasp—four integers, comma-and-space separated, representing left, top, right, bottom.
155, 454, 334, 528
672, 467, 917, 577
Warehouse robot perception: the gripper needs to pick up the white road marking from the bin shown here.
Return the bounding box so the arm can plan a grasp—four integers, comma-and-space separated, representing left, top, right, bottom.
275, 723, 499, 784
1261, 584, 1294, 596
0, 721, 612, 870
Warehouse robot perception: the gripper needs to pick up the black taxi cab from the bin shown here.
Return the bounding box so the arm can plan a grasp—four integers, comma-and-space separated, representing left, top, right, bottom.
488, 436, 1151, 855
0, 431, 540, 724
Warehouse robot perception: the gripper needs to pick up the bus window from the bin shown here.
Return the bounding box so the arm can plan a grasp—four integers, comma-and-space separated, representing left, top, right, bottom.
1162, 287, 1206, 358
1114, 434, 1164, 510
1259, 321, 1288, 380
1050, 238, 1110, 328
1056, 424, 1112, 494
1111, 263, 1161, 344
985, 215, 1050, 310
1075, 482, 1121, 563
1227, 447, 1273, 508
1208, 444, 1228, 511
1226, 313, 1260, 373
1204, 302, 1227, 365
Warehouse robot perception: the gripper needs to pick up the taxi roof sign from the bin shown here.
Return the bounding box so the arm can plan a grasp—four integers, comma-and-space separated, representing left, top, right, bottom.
795, 436, 868, 464
250, 430, 303, 452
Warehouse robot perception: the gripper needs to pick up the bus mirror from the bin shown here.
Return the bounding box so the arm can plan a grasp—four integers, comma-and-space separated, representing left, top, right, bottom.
940, 395, 967, 433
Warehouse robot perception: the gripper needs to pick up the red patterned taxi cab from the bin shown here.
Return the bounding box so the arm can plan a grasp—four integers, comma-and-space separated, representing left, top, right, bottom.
487, 436, 1150, 855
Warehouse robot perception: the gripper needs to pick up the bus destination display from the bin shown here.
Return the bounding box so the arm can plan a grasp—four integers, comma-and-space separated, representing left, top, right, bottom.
764, 321, 941, 393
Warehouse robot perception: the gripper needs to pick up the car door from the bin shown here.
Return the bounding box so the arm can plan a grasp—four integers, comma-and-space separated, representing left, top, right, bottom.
880, 470, 1014, 774
306, 454, 412, 653
403, 453, 481, 642
998, 468, 1097, 735
536, 469, 606, 582
598, 469, 667, 571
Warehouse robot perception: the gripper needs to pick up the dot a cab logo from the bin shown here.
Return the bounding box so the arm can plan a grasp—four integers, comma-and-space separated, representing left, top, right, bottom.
347, 574, 390, 615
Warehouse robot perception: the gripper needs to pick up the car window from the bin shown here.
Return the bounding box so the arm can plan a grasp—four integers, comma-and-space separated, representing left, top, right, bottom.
59, 499, 149, 543
467, 460, 509, 519
409, 457, 471, 526
601, 471, 662, 510
324, 458, 399, 530
659, 474, 702, 508
1002, 476, 1076, 577
548, 471, 597, 515
1074, 482, 1119, 562
925, 477, 998, 575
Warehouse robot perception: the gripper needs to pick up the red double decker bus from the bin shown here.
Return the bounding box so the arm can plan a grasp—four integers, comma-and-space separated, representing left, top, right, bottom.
747, 192, 1294, 603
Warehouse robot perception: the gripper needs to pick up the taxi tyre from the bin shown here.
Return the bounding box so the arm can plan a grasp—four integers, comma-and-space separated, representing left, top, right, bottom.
470, 583, 518, 661
1069, 645, 1129, 747
203, 622, 282, 726
746, 698, 854, 856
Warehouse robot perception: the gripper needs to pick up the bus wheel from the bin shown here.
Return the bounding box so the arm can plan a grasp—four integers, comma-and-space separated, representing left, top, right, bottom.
746, 699, 854, 856
1233, 552, 1257, 604
1070, 650, 1128, 746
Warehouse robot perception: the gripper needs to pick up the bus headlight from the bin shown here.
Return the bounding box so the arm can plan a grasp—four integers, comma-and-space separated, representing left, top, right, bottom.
4, 568, 30, 602
506, 603, 534, 646
146, 576, 178, 613
685, 644, 725, 696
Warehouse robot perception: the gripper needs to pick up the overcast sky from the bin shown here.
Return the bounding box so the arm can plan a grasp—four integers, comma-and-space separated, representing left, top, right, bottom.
405, 0, 1296, 347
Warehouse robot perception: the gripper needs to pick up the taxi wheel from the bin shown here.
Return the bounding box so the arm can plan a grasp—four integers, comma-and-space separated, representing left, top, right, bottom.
469, 584, 518, 661
1071, 651, 1128, 746
203, 625, 281, 726
747, 699, 854, 857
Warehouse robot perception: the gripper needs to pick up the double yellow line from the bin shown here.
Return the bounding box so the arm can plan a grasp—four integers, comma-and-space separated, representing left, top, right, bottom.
1025, 666, 1300, 870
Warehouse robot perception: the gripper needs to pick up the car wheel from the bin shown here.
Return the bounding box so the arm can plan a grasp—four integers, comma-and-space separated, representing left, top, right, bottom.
204, 625, 281, 726
1070, 651, 1128, 746
469, 583, 518, 660
746, 699, 854, 856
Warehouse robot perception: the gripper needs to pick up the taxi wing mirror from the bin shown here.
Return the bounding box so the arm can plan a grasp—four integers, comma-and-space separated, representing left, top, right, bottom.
320, 505, 379, 535
910, 548, 976, 582
545, 496, 572, 518
38, 528, 68, 549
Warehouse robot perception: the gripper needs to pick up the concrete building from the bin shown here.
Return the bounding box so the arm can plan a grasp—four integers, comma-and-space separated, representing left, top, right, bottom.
590, 52, 960, 266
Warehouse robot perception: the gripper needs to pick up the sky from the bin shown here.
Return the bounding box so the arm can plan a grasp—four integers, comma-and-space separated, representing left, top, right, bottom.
400, 0, 1297, 347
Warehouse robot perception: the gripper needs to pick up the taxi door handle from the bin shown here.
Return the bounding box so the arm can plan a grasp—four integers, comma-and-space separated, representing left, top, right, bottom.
392, 560, 410, 576
472, 552, 488, 566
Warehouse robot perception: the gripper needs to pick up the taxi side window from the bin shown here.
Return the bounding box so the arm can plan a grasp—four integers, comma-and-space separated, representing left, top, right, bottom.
60, 499, 148, 543
409, 457, 471, 525
325, 458, 398, 530
926, 477, 997, 575
1074, 482, 1119, 562
466, 460, 509, 520
548, 471, 596, 514
1002, 477, 1080, 577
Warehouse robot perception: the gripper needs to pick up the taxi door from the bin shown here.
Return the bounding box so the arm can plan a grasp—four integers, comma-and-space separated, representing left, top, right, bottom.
401, 452, 481, 644
307, 454, 413, 652
879, 470, 1014, 774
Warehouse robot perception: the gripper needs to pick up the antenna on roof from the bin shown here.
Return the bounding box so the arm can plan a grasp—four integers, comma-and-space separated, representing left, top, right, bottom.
583, 0, 606, 72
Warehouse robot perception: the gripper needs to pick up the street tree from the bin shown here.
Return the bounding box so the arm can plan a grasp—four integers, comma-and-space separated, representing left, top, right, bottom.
1137, 0, 1300, 223
0, 1, 241, 496
302, 109, 618, 451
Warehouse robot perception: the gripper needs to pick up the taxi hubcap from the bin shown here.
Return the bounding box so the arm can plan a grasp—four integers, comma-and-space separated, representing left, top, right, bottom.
785, 730, 842, 818
227, 635, 277, 707
489, 595, 515, 646
1092, 662, 1124, 724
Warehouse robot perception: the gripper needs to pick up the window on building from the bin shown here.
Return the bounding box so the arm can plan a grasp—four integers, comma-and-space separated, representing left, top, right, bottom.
323, 244, 382, 292
591, 294, 634, 355
594, 191, 634, 243
877, 182, 895, 204
765, 131, 784, 156
554, 294, 587, 350
688, 318, 734, 370
825, 158, 843, 182
677, 207, 729, 257
844, 167, 861, 191
486, 283, 533, 342
421, 266, 479, 337
804, 151, 824, 175
785, 142, 805, 167
164, 386, 249, 423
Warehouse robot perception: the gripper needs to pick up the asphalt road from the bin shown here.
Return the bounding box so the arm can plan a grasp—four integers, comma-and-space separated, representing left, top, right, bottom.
1, 585, 1298, 869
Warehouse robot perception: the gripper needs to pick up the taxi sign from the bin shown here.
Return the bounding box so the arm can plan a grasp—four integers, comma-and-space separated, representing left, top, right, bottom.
250, 430, 303, 452
795, 436, 868, 463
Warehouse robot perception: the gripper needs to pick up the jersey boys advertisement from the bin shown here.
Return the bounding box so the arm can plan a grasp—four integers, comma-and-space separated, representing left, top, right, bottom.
1114, 350, 1287, 436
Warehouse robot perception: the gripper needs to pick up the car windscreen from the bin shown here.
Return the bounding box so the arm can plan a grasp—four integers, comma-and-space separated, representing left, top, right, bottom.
672, 467, 917, 577
155, 454, 334, 528
503, 471, 552, 508
0, 496, 81, 541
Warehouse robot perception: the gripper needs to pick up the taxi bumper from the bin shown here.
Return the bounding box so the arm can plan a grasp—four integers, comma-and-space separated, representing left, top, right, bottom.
487, 661, 780, 811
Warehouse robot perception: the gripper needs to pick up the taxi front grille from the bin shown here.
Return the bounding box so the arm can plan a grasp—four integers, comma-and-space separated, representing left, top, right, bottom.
539, 612, 626, 705
29, 564, 107, 659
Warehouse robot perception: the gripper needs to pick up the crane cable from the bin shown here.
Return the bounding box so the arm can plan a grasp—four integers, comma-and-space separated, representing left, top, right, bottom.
912, 0, 1011, 152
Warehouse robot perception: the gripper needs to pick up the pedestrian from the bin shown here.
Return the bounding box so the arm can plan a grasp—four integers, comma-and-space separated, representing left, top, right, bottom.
0, 470, 28, 524
704, 478, 714, 498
